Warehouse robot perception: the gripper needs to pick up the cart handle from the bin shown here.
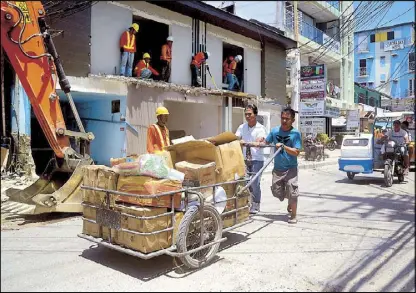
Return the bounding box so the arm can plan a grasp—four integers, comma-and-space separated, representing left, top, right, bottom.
237, 146, 282, 195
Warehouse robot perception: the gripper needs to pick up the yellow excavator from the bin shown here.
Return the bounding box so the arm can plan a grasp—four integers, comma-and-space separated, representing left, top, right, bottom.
1, 1, 94, 215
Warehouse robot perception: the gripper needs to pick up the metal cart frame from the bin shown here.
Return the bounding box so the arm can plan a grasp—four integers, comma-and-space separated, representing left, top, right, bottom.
78, 145, 281, 269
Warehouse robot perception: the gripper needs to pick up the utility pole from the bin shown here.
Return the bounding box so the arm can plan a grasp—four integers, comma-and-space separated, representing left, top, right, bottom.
290, 2, 301, 129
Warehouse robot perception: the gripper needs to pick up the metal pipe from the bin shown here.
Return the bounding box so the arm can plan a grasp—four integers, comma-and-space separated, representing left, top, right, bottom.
164, 237, 227, 257
238, 147, 282, 195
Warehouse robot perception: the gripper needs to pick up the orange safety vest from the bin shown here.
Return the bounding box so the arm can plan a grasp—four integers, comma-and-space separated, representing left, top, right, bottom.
148, 124, 170, 154
160, 44, 172, 62
120, 31, 136, 52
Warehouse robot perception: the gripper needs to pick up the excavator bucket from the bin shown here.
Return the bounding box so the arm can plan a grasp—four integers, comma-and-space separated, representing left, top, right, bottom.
1, 158, 93, 215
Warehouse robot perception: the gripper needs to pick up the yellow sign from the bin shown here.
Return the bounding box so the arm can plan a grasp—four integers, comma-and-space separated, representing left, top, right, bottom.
15, 2, 31, 23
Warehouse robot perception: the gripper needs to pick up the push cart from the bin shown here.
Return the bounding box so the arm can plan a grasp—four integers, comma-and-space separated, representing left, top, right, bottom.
78, 144, 280, 269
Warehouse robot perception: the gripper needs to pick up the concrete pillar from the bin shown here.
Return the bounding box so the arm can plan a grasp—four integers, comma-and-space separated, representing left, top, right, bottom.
10, 76, 35, 177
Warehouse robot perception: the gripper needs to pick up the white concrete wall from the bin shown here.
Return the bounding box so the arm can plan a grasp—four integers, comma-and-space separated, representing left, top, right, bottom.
164, 101, 223, 139
244, 48, 262, 96
206, 34, 223, 89
170, 24, 193, 85
91, 2, 132, 75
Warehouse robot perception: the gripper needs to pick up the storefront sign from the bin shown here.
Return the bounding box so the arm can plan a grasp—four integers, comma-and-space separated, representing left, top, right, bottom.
299, 100, 325, 116
300, 117, 326, 137
384, 39, 405, 51
300, 91, 326, 100
323, 104, 340, 118
390, 98, 415, 112
300, 79, 326, 93
300, 65, 326, 80
346, 109, 360, 129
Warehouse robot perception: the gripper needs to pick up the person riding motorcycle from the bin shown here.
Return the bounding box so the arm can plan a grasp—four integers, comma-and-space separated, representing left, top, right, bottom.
378, 120, 410, 175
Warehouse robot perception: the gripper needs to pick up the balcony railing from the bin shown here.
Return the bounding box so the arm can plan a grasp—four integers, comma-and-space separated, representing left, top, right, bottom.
285, 9, 340, 53
358, 67, 368, 76
326, 1, 340, 11
405, 89, 415, 97
409, 61, 415, 72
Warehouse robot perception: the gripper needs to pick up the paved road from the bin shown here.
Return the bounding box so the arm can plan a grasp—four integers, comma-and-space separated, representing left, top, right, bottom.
1, 165, 414, 292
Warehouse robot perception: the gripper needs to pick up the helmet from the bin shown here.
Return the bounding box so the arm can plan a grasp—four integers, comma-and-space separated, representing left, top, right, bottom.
156, 106, 169, 116
235, 55, 242, 62
143, 53, 151, 59
167, 36, 174, 42
131, 23, 139, 32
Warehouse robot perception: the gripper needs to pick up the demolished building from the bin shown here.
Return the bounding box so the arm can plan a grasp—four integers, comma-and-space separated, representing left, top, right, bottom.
1, 0, 296, 173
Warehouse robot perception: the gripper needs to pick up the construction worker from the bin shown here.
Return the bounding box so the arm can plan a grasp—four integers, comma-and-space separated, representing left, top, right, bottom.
222, 56, 234, 83
160, 36, 173, 82
119, 23, 139, 77
134, 53, 160, 79
190, 51, 210, 87
226, 54, 242, 91
147, 106, 171, 154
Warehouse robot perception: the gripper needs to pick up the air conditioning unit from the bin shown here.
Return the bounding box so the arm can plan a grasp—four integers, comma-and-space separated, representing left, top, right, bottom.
367, 56, 374, 59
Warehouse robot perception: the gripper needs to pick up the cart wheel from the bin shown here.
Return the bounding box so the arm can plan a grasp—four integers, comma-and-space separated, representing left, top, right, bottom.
347, 172, 355, 180
176, 204, 222, 269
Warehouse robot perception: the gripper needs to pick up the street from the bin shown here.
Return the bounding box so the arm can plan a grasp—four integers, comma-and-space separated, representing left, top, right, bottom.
1, 164, 414, 292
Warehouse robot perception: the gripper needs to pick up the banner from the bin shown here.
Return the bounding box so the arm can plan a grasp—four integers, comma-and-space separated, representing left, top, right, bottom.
323, 104, 340, 118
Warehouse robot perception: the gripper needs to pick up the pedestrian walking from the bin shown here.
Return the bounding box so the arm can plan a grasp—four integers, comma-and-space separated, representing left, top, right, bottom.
265, 107, 302, 223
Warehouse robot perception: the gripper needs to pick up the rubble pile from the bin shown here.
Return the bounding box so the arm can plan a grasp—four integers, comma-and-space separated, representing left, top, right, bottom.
89, 74, 260, 100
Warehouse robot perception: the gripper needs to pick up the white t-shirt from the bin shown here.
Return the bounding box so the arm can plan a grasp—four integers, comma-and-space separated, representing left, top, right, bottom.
386, 128, 408, 145
235, 122, 268, 161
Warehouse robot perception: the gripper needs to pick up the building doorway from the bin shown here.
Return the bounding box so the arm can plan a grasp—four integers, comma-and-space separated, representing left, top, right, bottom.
132, 16, 169, 78
222, 42, 244, 91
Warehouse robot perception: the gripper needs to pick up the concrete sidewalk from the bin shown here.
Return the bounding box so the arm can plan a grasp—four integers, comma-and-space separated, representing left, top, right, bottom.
263, 149, 340, 173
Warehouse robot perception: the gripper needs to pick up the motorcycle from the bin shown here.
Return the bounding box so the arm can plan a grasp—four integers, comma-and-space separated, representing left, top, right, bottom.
304, 135, 324, 161
383, 140, 406, 187
326, 136, 337, 151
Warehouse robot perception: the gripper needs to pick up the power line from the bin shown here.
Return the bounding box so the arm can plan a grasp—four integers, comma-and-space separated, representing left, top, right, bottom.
373, 43, 415, 91
311, 1, 393, 63
323, 1, 411, 66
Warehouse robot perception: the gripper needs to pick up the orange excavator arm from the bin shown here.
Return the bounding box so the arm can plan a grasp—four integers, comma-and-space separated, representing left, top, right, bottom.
0, 1, 92, 160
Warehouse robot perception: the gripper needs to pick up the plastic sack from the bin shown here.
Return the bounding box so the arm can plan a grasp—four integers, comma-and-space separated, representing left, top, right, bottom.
112, 161, 141, 176
138, 154, 170, 179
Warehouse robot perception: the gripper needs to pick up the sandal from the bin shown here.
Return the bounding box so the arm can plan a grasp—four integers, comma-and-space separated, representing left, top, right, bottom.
288, 218, 298, 224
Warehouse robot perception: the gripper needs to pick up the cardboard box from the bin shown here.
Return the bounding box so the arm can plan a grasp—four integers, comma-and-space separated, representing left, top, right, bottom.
82, 219, 115, 241
224, 195, 249, 213
81, 165, 119, 206
223, 207, 250, 228
175, 159, 216, 196
166, 132, 245, 185
114, 205, 184, 253
116, 176, 182, 209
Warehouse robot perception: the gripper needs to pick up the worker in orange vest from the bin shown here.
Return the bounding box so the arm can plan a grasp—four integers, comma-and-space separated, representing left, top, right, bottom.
119, 23, 139, 77
190, 51, 210, 87
222, 55, 234, 83
147, 106, 171, 154
160, 36, 173, 82
134, 53, 160, 79
226, 55, 242, 91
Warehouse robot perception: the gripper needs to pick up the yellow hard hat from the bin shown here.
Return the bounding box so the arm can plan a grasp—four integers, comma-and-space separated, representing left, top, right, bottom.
143, 53, 151, 59
156, 106, 169, 116
131, 23, 139, 32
